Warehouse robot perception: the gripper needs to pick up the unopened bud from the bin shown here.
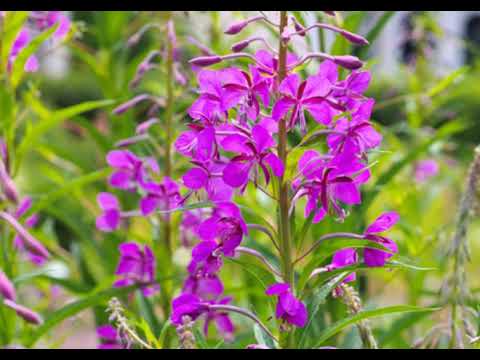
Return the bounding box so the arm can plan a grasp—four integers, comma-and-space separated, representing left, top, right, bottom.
231, 39, 251, 52
0, 270, 16, 301
3, 299, 43, 325
225, 20, 249, 35
333, 55, 363, 70
340, 30, 369, 46
136, 118, 159, 135
189, 55, 222, 67
112, 94, 151, 115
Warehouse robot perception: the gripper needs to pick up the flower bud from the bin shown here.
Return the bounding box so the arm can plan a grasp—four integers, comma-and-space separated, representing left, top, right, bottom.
231, 39, 251, 52
112, 94, 151, 115
189, 55, 222, 67
0, 270, 16, 301
0, 164, 18, 204
136, 118, 159, 135
340, 30, 369, 46
3, 299, 43, 325
333, 55, 363, 70
224, 20, 249, 35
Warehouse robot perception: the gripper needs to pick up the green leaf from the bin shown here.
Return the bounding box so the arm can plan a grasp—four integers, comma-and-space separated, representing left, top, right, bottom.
357, 11, 395, 59
25, 285, 139, 347
10, 24, 58, 88
314, 305, 440, 347
254, 323, 277, 349
297, 272, 349, 348
28, 168, 110, 215
427, 67, 468, 98
16, 99, 114, 172
158, 320, 173, 349
136, 318, 161, 349
361, 120, 467, 212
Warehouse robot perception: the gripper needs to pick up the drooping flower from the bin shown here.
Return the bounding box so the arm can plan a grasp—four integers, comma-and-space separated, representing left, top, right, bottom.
97, 325, 125, 349
113, 242, 159, 297
265, 283, 308, 328
187, 240, 223, 277
197, 202, 248, 257
414, 159, 439, 183
221, 124, 284, 190
171, 293, 208, 325
183, 274, 224, 301
272, 73, 335, 132
96, 192, 122, 232
139, 177, 182, 216
363, 212, 399, 267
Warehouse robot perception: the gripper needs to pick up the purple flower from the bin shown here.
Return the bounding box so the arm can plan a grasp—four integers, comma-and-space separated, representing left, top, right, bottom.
363, 212, 399, 267
13, 197, 45, 266
175, 125, 217, 162
265, 283, 308, 328
106, 150, 159, 191
188, 70, 242, 123
97, 325, 124, 349
254, 50, 298, 85
221, 124, 284, 190
31, 11, 71, 39
8, 29, 39, 73
96, 192, 121, 232
182, 160, 233, 202
222, 65, 270, 120
327, 99, 382, 155
183, 274, 224, 301
414, 159, 439, 183
197, 202, 248, 257
139, 177, 181, 216
203, 297, 235, 341
180, 209, 205, 247
292, 146, 370, 223
171, 293, 208, 325
272, 73, 334, 132
113, 242, 159, 297
187, 240, 223, 277
0, 270, 16, 301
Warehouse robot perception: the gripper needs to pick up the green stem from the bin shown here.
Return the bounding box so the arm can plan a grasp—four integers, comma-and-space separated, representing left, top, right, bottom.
276, 10, 294, 349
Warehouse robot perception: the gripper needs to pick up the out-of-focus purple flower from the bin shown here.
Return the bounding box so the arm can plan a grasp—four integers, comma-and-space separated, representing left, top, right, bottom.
272, 73, 334, 132
222, 65, 271, 120
0, 270, 16, 301
96, 192, 121, 232
414, 159, 439, 183
221, 124, 284, 190
135, 118, 159, 135
363, 212, 399, 267
8, 29, 39, 73
3, 299, 42, 325
97, 325, 124, 349
106, 150, 159, 191
0, 160, 18, 204
13, 197, 45, 266
180, 209, 205, 247
113, 242, 159, 297
203, 297, 235, 341
183, 274, 224, 301
139, 177, 181, 216
265, 283, 308, 328
197, 202, 248, 257
31, 11, 71, 39
328, 248, 358, 283
327, 99, 381, 155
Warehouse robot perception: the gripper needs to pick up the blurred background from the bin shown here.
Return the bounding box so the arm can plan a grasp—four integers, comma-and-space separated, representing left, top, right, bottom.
8, 11, 480, 348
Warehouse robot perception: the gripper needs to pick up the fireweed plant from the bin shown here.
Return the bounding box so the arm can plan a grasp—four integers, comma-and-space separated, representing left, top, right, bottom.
92, 11, 433, 349
0, 11, 72, 345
